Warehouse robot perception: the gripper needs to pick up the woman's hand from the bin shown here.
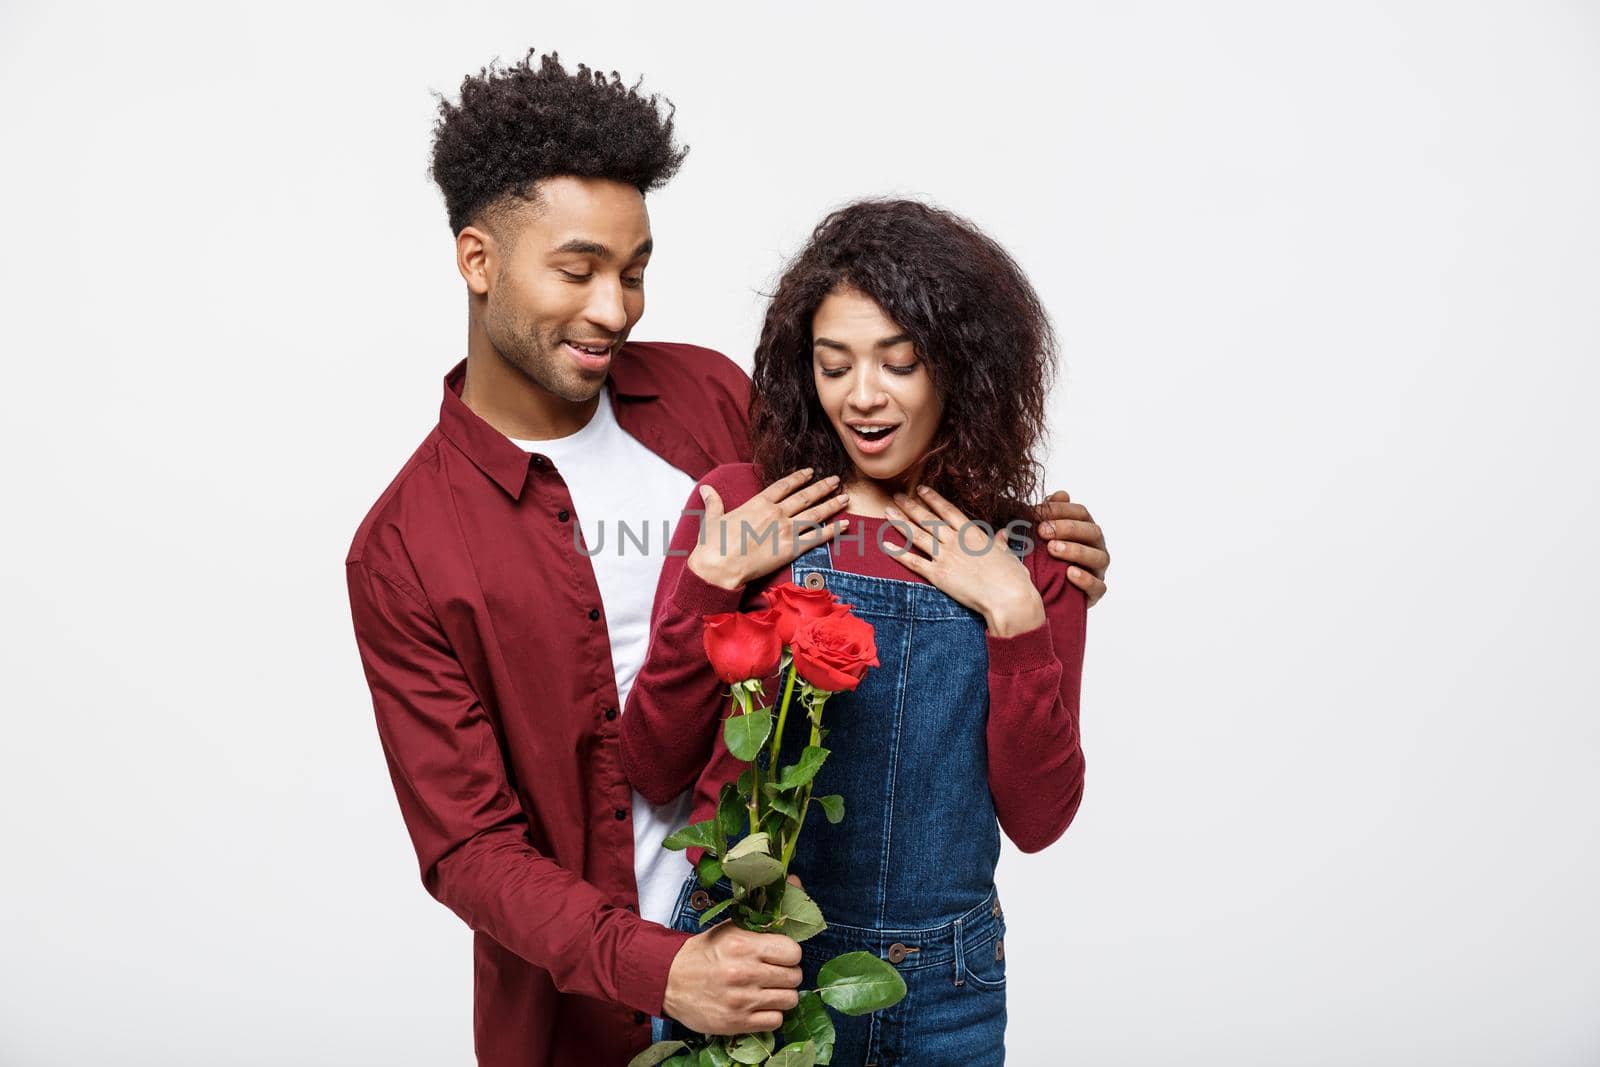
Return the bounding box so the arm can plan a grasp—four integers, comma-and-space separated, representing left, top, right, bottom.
885, 485, 1046, 638
688, 468, 851, 590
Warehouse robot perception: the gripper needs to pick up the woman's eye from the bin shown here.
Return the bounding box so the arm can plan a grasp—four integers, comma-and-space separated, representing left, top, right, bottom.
885, 363, 919, 376
819, 367, 848, 379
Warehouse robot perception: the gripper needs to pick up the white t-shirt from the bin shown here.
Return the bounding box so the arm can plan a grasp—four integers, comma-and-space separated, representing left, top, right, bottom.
509, 390, 696, 930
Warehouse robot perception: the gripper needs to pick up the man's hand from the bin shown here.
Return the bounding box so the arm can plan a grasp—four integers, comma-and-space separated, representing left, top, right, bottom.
662, 921, 803, 1035
1033, 490, 1111, 607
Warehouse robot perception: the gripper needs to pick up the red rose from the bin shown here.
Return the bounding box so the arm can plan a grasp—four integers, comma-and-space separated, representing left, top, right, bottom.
791, 612, 880, 693
702, 608, 783, 684
763, 581, 853, 644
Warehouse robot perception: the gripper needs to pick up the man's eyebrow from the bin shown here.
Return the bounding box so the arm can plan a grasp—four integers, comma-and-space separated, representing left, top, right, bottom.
553, 239, 609, 257
551, 238, 654, 260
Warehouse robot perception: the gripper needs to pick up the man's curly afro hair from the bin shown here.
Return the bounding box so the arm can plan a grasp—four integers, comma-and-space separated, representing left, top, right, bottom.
430, 50, 688, 235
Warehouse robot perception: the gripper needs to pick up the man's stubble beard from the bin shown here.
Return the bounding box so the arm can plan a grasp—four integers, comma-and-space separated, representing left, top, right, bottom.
486, 299, 606, 405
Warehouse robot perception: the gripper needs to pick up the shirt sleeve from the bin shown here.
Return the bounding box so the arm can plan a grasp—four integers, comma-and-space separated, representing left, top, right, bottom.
620, 472, 751, 806
346, 558, 690, 1015
982, 550, 1090, 853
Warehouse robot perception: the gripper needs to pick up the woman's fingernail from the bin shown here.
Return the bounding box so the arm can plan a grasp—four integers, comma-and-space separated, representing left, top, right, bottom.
886, 506, 903, 519
918, 485, 932, 496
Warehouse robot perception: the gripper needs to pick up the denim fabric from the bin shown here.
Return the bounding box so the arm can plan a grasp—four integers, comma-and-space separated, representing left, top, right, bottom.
664, 541, 1009, 1063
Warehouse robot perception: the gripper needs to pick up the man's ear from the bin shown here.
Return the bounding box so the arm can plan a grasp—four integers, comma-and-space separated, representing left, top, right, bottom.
456, 225, 495, 296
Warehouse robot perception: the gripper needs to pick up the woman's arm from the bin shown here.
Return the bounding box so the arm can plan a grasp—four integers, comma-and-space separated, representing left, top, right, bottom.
619, 471, 752, 806
621, 464, 853, 804
983, 549, 1089, 853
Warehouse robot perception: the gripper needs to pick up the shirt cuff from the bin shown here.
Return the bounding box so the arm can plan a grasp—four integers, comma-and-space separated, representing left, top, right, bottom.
986, 618, 1057, 675
618, 916, 695, 1017
671, 562, 746, 616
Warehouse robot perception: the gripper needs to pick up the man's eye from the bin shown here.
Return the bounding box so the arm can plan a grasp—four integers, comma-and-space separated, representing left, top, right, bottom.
622, 275, 644, 289
559, 270, 592, 282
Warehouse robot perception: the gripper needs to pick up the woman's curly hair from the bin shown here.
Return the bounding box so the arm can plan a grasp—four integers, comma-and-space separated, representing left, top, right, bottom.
750, 199, 1057, 530
430, 50, 688, 234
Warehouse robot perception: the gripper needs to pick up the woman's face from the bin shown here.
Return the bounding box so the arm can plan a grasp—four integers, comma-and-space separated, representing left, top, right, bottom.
811, 286, 943, 486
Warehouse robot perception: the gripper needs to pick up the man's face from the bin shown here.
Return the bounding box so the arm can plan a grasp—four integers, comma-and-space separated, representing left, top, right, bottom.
811, 285, 944, 485
480, 176, 652, 402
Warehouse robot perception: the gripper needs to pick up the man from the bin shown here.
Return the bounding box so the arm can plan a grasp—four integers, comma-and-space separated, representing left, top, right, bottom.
345, 51, 1112, 1067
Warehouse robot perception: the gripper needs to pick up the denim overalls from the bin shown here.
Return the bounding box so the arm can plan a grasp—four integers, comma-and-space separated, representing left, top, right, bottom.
665, 539, 1009, 1064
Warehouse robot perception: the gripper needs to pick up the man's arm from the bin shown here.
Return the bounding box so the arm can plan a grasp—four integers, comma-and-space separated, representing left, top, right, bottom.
346, 558, 802, 1032
1032, 490, 1112, 607
346, 558, 688, 1015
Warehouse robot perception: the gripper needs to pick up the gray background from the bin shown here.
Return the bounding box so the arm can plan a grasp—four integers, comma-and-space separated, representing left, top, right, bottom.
2, 1, 1596, 1063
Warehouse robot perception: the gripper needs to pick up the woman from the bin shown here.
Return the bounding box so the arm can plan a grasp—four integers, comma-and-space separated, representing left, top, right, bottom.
622, 199, 1087, 1064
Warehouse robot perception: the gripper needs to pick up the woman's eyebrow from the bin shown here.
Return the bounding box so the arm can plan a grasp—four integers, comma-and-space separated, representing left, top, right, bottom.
813, 333, 912, 350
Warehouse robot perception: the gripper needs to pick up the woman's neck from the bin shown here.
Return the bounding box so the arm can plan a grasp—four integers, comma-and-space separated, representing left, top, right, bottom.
842, 464, 925, 518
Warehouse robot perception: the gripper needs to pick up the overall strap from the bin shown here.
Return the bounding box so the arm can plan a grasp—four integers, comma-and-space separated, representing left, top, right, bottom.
792, 534, 837, 574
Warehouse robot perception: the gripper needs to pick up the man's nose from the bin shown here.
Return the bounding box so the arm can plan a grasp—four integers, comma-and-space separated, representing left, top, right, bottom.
584, 277, 628, 335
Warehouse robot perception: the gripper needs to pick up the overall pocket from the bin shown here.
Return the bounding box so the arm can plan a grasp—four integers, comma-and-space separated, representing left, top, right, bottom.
956, 911, 1008, 991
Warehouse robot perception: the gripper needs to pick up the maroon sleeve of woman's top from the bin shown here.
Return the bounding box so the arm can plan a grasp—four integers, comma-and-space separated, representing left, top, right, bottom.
982, 546, 1090, 853
620, 463, 768, 806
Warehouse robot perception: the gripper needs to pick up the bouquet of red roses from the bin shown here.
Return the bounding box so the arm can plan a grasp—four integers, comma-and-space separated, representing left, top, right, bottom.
630, 582, 905, 1067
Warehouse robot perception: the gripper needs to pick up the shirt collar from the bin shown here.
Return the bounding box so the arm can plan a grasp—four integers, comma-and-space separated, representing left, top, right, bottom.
437, 347, 663, 500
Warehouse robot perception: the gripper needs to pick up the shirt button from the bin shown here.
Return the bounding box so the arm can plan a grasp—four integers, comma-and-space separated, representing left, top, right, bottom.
625, 903, 636, 913
614, 808, 628, 821
588, 608, 601, 621
604, 707, 618, 721
531, 455, 546, 467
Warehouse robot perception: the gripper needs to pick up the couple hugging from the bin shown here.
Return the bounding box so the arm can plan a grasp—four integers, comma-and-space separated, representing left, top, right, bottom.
346, 50, 1110, 1067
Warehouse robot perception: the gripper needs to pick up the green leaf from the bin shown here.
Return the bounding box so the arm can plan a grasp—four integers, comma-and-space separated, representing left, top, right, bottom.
696, 855, 724, 889
724, 708, 774, 762
662, 819, 724, 857
723, 833, 785, 888
813, 795, 845, 824
664, 1056, 695, 1067
696, 896, 736, 926
628, 1041, 688, 1067
726, 833, 770, 861
816, 951, 908, 1016
764, 788, 801, 821
736, 768, 755, 800
726, 1029, 776, 1063
723, 851, 784, 895
775, 746, 829, 790
773, 883, 827, 943
698, 1042, 733, 1067
766, 1041, 816, 1067
782, 992, 836, 1064
717, 783, 746, 839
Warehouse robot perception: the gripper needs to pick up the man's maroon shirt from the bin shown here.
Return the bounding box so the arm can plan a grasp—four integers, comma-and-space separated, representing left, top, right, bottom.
345, 343, 751, 1066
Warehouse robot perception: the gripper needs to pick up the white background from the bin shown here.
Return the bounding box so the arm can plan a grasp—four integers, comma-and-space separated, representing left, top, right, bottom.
2, 2, 1597, 1064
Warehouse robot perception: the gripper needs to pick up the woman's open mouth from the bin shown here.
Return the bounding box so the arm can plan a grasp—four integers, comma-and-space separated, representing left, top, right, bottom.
847, 422, 901, 455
